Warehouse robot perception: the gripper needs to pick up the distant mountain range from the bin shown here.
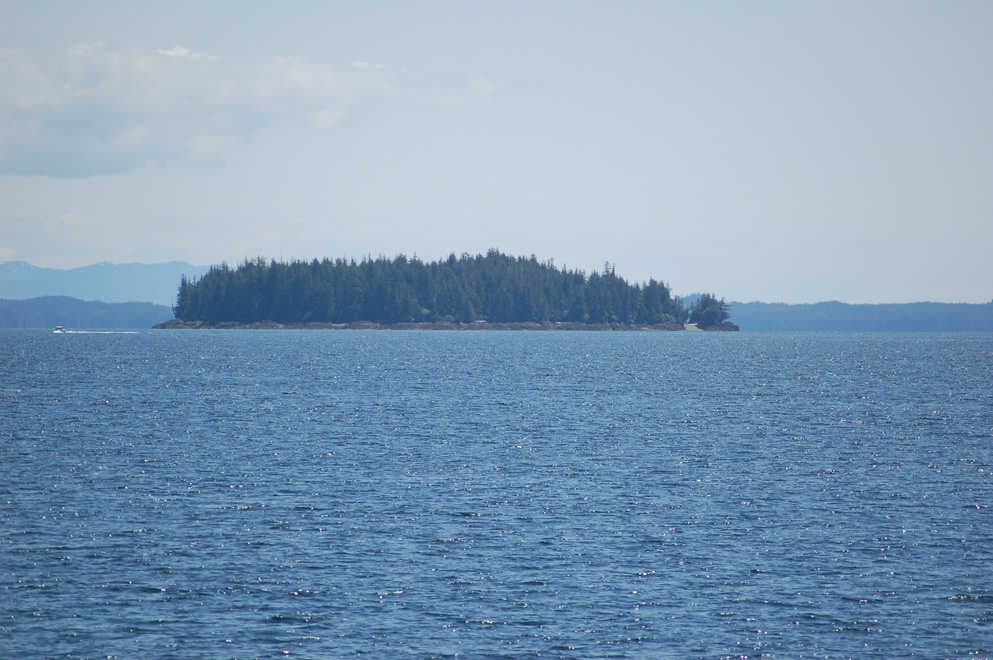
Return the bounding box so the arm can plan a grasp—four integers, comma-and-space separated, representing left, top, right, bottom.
1, 261, 991, 330
727, 300, 993, 332
0, 260, 208, 307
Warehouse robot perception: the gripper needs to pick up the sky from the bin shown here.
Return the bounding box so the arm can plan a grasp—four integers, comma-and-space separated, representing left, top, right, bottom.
1, 1, 991, 304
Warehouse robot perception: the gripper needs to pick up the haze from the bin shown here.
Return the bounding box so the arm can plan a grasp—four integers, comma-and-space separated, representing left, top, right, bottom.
1, 1, 990, 304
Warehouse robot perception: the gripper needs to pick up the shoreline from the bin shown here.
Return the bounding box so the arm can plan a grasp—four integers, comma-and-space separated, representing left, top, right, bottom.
153, 319, 739, 331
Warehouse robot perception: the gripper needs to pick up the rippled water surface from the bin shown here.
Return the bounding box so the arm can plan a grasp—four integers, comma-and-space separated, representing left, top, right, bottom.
2, 330, 991, 659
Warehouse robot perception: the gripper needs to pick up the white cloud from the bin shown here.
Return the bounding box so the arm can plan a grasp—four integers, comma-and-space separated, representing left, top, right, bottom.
154, 45, 219, 62
468, 77, 499, 100
61, 211, 95, 227
0, 43, 493, 177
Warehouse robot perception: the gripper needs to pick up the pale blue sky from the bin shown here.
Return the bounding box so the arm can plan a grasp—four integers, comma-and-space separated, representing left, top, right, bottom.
1, 1, 990, 303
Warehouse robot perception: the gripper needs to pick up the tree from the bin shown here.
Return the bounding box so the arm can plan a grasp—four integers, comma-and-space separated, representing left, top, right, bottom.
688, 293, 730, 328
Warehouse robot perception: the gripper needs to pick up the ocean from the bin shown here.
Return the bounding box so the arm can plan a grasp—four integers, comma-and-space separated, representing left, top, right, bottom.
2, 329, 991, 659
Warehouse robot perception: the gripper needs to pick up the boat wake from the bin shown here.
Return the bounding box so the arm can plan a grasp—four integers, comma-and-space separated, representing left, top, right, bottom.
54, 329, 139, 334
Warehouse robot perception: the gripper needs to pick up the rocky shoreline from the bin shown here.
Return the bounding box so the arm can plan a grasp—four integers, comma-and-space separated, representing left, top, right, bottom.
699, 321, 740, 332
153, 319, 738, 331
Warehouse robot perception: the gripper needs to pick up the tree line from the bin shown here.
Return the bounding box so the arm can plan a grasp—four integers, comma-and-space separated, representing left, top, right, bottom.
728, 300, 993, 332
0, 296, 173, 329
173, 250, 729, 327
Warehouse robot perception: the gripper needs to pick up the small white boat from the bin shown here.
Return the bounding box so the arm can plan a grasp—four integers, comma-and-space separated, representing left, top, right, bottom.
53, 326, 67, 333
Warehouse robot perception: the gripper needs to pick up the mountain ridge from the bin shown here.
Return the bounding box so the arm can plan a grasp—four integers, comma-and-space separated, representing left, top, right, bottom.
727, 300, 993, 332
0, 296, 173, 329
0, 260, 209, 306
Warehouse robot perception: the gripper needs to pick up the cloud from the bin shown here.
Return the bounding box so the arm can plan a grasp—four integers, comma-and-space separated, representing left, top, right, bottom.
154, 45, 219, 62
0, 43, 493, 177
61, 211, 96, 227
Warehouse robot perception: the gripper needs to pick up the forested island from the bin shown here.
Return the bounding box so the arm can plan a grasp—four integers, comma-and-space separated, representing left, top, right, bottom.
163, 250, 735, 330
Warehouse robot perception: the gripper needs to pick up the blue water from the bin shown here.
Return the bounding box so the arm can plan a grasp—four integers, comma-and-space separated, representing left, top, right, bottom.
2, 330, 991, 659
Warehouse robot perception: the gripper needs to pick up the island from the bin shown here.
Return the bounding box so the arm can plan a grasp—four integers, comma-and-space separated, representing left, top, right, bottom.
156, 250, 738, 331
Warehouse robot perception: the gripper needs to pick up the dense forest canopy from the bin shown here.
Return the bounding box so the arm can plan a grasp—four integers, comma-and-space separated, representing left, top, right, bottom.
173, 250, 706, 326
